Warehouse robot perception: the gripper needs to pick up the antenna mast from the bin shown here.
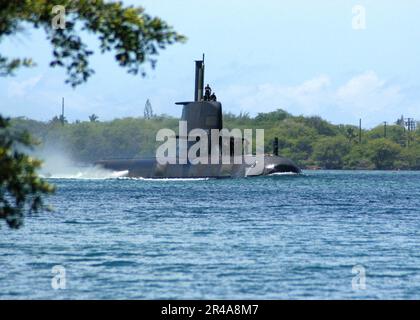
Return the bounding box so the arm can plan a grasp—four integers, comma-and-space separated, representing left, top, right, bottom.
194, 54, 205, 101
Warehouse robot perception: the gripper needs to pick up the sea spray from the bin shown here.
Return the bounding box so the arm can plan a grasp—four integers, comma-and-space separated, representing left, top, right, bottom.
36, 147, 128, 179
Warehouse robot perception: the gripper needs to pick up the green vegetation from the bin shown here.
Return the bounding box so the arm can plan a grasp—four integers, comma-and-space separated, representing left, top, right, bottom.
1, 0, 184, 228
0, 116, 55, 228
0, 0, 185, 86
12, 109, 420, 170
11, 115, 179, 162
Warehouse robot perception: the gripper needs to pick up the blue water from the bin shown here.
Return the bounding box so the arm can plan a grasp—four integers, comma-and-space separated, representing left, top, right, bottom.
1, 171, 419, 299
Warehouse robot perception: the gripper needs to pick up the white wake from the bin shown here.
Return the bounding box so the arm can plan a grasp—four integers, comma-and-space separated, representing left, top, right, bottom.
37, 151, 128, 179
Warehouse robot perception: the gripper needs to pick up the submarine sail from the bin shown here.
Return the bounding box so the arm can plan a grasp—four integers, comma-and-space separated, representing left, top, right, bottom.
96, 58, 301, 178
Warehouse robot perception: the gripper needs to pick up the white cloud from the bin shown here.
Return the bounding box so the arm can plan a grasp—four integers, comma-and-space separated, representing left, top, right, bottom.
220, 75, 331, 116
8, 75, 43, 97
219, 71, 410, 127
1, 71, 417, 128
335, 71, 403, 123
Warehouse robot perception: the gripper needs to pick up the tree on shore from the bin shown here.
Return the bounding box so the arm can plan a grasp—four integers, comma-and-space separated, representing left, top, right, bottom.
313, 136, 351, 169
89, 114, 99, 122
346, 127, 357, 143
0, 0, 185, 228
367, 139, 402, 170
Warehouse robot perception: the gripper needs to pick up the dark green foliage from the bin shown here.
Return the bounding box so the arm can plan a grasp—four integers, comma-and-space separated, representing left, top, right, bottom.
0, 116, 55, 229
295, 116, 338, 136
365, 139, 403, 170
255, 109, 291, 123
313, 136, 350, 169
89, 114, 99, 122
13, 116, 179, 162
0, 0, 186, 86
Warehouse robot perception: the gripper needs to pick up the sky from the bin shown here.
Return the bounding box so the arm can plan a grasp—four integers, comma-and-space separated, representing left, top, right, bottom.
0, 0, 419, 128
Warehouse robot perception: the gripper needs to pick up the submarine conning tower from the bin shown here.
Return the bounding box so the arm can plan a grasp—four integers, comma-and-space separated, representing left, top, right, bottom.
176, 56, 222, 132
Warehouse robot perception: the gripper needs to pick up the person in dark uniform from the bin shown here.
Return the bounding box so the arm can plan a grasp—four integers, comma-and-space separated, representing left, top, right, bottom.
204, 84, 212, 101
210, 92, 217, 101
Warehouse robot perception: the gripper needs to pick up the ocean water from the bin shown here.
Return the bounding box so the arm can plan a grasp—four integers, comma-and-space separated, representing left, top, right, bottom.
1, 171, 419, 299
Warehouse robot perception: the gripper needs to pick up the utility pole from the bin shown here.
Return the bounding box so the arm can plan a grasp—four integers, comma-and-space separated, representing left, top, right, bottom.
359, 118, 362, 143
407, 126, 410, 147
384, 121, 387, 138
61, 97, 65, 125
406, 118, 416, 132
405, 118, 416, 147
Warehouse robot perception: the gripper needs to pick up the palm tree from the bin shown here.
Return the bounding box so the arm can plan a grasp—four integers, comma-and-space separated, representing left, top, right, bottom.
89, 114, 99, 122
346, 127, 357, 143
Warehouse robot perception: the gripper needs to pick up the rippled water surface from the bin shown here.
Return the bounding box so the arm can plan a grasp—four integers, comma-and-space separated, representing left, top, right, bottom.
1, 171, 420, 299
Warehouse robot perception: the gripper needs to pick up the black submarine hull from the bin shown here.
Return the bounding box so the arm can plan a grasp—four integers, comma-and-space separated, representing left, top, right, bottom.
96, 57, 302, 178
96, 155, 301, 178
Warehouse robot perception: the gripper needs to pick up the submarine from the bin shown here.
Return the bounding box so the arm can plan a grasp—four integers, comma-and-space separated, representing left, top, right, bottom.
96, 57, 301, 178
